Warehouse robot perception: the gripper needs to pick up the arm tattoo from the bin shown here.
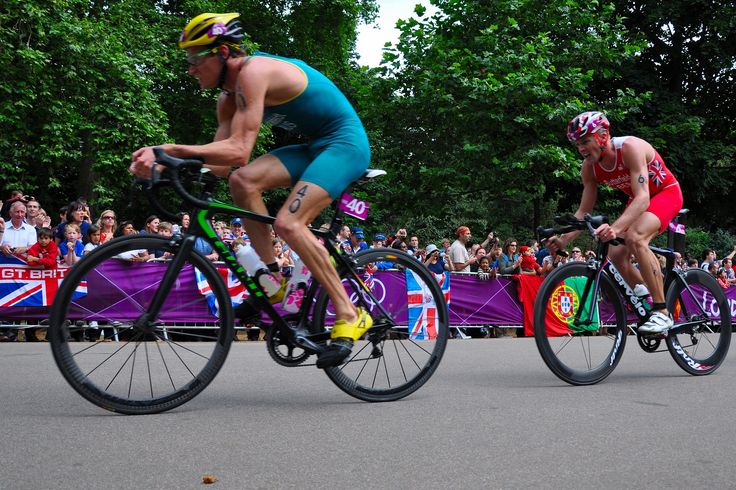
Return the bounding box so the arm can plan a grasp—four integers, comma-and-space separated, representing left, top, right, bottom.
638, 174, 646, 185
236, 88, 247, 110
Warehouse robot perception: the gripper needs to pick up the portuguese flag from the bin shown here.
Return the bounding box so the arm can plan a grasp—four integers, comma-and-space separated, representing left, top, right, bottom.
545, 276, 600, 336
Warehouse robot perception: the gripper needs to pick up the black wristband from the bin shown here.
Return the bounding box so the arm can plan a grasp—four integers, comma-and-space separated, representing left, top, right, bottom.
266, 262, 280, 273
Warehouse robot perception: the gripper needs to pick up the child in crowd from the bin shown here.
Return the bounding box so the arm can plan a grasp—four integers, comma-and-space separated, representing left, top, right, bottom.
717, 268, 730, 289
158, 222, 173, 237
519, 245, 542, 275
477, 255, 496, 280
26, 228, 58, 268
83, 225, 102, 255
153, 222, 174, 259
59, 222, 84, 266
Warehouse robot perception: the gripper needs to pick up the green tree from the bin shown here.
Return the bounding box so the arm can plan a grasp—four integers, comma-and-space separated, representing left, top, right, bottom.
0, 0, 174, 210
611, 0, 736, 230
360, 0, 648, 244
0, 0, 376, 222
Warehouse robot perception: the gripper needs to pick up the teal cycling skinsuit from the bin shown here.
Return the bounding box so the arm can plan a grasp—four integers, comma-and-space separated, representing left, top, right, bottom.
254, 51, 370, 199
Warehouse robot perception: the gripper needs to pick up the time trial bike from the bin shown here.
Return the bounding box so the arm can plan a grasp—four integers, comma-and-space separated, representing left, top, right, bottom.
48, 148, 448, 414
533, 213, 731, 385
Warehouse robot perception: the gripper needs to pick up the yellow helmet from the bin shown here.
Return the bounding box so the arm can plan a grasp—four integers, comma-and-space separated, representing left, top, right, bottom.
178, 13, 243, 49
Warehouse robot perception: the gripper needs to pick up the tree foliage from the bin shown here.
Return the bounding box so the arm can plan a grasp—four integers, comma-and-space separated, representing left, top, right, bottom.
0, 0, 376, 221
1, 0, 734, 254
359, 0, 649, 243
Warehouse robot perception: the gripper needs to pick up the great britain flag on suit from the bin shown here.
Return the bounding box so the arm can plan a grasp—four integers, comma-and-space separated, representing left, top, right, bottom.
406, 270, 450, 340
0, 254, 86, 307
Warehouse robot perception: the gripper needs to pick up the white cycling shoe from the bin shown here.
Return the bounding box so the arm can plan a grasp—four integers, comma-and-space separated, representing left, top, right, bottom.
639, 311, 673, 334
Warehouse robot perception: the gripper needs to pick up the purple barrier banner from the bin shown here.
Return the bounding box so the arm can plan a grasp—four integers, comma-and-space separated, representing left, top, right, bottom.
1, 261, 213, 323
1, 262, 735, 326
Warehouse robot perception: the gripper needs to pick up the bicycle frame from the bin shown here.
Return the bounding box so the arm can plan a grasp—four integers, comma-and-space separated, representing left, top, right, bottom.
572, 240, 711, 336
147, 181, 387, 353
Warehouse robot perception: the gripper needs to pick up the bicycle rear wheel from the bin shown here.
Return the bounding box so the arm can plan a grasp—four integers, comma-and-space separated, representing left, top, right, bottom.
312, 248, 448, 401
49, 235, 234, 414
665, 268, 731, 375
534, 263, 628, 385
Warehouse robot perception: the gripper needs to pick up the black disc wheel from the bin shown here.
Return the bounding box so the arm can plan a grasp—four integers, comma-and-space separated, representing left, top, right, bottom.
312, 248, 448, 401
48, 235, 234, 414
665, 268, 731, 375
534, 262, 628, 385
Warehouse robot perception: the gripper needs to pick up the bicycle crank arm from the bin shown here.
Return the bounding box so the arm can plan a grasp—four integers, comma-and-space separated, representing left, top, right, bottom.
294, 333, 328, 355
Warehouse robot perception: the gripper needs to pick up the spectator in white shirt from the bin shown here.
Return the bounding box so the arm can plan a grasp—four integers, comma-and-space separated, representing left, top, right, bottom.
1, 201, 37, 256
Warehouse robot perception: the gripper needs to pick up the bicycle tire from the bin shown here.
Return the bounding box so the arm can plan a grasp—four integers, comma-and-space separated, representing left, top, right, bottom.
534, 262, 628, 385
49, 235, 234, 414
312, 248, 448, 401
665, 267, 731, 375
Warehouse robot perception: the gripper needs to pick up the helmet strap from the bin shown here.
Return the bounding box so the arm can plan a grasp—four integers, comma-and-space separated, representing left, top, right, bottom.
216, 46, 230, 94
594, 131, 609, 163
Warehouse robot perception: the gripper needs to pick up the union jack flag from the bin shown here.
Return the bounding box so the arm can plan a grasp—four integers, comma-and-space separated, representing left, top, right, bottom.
649, 160, 667, 187
362, 266, 375, 291
406, 270, 450, 340
0, 255, 86, 307
194, 265, 246, 317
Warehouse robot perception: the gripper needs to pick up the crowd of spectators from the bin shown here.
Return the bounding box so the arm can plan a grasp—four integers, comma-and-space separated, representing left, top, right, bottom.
1, 191, 734, 340
2, 191, 730, 280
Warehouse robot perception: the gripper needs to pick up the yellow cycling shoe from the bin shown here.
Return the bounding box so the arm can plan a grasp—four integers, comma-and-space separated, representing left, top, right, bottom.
317, 308, 373, 369
330, 307, 373, 341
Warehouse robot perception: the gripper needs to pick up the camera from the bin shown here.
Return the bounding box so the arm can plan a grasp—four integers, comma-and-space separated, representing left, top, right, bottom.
558, 250, 568, 258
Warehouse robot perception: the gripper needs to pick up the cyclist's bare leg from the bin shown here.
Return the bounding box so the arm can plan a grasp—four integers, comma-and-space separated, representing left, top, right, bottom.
608, 213, 667, 313
229, 154, 292, 273
273, 181, 358, 323
628, 213, 666, 312
606, 237, 645, 286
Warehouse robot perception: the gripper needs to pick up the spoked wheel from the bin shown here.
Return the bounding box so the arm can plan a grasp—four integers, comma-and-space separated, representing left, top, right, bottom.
48, 235, 234, 414
534, 263, 628, 385
665, 268, 731, 375
312, 248, 448, 401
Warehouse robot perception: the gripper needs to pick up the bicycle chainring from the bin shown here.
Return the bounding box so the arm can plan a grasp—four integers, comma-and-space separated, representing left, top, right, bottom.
636, 333, 662, 352
265, 327, 311, 367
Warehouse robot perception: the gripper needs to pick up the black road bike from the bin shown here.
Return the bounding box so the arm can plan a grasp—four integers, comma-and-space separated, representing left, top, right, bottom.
533, 214, 731, 385
48, 149, 448, 414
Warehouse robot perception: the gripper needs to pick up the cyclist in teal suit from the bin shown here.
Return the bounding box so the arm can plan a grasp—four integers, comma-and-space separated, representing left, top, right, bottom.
130, 13, 371, 367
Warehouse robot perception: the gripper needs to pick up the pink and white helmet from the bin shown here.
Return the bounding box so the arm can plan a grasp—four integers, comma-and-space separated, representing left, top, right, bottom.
566, 111, 610, 142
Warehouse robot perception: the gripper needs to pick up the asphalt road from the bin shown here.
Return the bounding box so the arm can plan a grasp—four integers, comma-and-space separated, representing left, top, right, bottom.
2, 338, 735, 489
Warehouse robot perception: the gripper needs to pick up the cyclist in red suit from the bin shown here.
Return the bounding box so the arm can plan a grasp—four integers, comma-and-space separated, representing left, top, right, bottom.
546, 112, 683, 333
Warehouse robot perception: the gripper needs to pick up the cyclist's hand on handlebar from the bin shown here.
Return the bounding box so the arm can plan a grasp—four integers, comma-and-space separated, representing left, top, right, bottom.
594, 223, 617, 243
545, 236, 565, 253
130, 146, 163, 180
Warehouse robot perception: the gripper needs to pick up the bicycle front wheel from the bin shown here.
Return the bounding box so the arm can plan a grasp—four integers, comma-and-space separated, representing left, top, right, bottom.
48, 235, 234, 414
665, 268, 731, 375
312, 248, 449, 402
534, 263, 628, 385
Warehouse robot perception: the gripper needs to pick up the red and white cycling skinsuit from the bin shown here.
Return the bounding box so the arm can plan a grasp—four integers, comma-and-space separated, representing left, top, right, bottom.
592, 136, 683, 233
